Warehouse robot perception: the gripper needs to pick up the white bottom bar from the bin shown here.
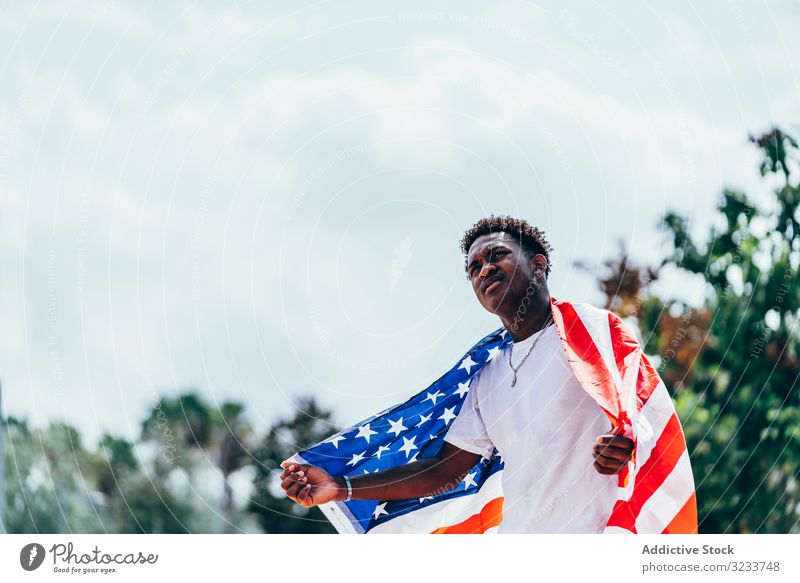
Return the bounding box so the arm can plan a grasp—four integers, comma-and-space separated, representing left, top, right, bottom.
2, 534, 798, 582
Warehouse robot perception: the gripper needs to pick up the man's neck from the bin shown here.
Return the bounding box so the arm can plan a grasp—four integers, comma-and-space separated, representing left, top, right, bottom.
500, 293, 553, 343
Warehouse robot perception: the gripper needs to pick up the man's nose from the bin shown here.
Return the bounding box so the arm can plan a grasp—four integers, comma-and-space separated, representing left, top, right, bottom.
479, 263, 496, 279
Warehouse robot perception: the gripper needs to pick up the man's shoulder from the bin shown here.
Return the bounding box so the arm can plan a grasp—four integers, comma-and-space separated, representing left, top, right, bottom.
470, 348, 505, 386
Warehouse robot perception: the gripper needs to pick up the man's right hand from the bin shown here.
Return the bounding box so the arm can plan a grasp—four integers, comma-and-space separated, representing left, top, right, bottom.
280, 461, 342, 508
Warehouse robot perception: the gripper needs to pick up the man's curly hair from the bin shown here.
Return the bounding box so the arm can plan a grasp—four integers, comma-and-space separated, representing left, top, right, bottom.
460, 215, 554, 277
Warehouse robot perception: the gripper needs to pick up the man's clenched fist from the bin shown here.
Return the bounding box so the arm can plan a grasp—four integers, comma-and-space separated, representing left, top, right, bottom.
592, 434, 634, 475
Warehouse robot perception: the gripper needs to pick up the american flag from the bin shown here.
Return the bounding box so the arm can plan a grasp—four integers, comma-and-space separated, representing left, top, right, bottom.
291, 298, 697, 534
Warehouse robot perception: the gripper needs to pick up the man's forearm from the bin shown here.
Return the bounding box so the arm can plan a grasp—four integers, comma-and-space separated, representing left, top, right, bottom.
335, 459, 465, 501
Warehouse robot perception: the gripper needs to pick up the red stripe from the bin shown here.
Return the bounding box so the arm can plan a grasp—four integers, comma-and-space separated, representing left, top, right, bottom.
551, 299, 620, 420
629, 414, 686, 515
430, 497, 504, 534
662, 492, 698, 534
608, 312, 640, 374
606, 499, 638, 533
608, 312, 651, 410
636, 353, 662, 406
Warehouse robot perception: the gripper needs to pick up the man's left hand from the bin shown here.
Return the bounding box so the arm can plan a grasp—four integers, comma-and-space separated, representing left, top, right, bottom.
592, 434, 634, 475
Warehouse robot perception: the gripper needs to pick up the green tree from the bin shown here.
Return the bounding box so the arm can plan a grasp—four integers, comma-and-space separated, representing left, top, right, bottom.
4, 390, 259, 534
3, 417, 199, 534
141, 391, 213, 477
212, 401, 254, 532
3, 418, 104, 533
607, 127, 800, 533
93, 433, 197, 534
140, 391, 256, 532
249, 397, 337, 533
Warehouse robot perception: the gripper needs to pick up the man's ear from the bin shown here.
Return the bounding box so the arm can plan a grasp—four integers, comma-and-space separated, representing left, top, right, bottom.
531, 253, 548, 277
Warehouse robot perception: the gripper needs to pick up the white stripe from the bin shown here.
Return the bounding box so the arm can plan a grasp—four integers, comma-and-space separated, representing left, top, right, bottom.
318, 501, 360, 534
621, 350, 641, 423
614, 350, 642, 502
634, 382, 676, 474
635, 450, 695, 533
573, 304, 624, 394
367, 471, 504, 534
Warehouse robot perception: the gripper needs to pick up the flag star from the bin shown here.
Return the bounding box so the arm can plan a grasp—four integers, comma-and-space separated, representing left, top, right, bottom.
462, 471, 478, 489
415, 412, 432, 427
455, 382, 470, 398
346, 451, 366, 466
407, 452, 419, 464
486, 346, 501, 361
429, 434, 438, 441
438, 406, 457, 426
355, 423, 377, 444
424, 390, 444, 405
375, 444, 391, 459
419, 496, 433, 503
398, 436, 418, 458
386, 417, 407, 437
325, 435, 346, 449
458, 355, 477, 374
373, 502, 389, 519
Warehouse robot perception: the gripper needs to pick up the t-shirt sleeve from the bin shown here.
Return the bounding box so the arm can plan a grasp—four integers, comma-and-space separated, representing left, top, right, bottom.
443, 373, 495, 458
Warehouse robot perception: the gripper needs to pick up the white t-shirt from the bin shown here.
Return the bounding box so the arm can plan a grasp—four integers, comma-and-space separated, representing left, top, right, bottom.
444, 323, 618, 533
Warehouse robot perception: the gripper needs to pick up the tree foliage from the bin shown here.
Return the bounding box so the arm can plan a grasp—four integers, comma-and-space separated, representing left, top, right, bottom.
3, 391, 334, 533
592, 127, 800, 533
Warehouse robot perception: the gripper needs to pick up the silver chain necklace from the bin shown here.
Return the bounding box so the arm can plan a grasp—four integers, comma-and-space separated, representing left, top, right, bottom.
507, 313, 553, 387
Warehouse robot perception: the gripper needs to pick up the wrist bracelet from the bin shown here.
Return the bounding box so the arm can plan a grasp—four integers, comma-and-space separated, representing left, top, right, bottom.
342, 475, 353, 502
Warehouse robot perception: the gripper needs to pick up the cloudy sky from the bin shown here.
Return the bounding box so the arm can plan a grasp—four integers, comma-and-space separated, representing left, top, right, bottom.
2, 0, 798, 442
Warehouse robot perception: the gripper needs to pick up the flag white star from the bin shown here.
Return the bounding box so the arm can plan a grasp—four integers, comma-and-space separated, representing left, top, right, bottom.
407, 452, 419, 464
462, 471, 478, 489
355, 423, 377, 444
424, 390, 444, 405
325, 435, 346, 449
375, 444, 391, 459
346, 451, 366, 466
419, 495, 433, 503
429, 434, 438, 441
373, 502, 389, 519
455, 382, 470, 398
438, 406, 457, 426
398, 436, 418, 458
415, 412, 432, 427
486, 346, 501, 361
458, 355, 477, 374
386, 417, 407, 437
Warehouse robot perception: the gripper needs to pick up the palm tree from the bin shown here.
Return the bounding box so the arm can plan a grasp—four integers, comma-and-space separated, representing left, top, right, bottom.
212, 402, 253, 532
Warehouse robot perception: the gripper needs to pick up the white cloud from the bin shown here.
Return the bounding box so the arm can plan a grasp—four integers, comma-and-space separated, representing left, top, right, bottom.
3, 0, 798, 440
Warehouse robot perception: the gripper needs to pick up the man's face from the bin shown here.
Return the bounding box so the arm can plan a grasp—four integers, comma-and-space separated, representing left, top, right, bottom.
465, 232, 543, 316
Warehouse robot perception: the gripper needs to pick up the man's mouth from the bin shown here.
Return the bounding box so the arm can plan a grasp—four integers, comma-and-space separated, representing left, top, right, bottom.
482, 275, 504, 295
